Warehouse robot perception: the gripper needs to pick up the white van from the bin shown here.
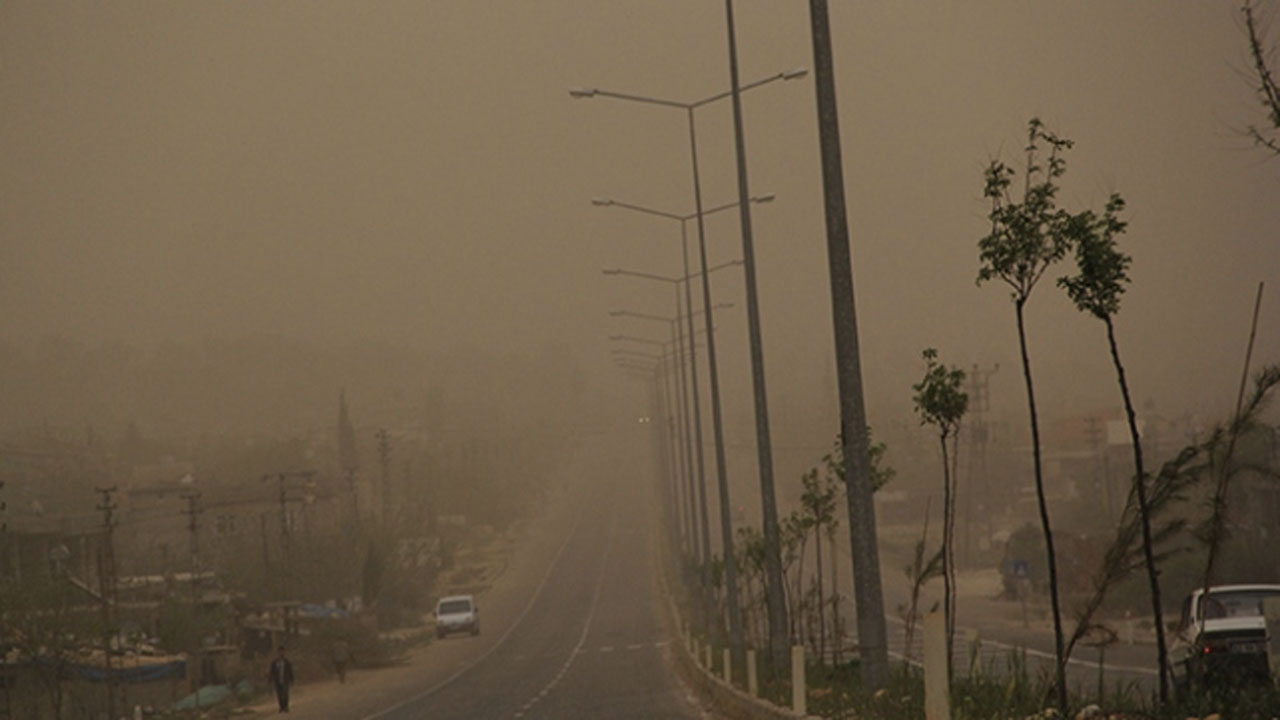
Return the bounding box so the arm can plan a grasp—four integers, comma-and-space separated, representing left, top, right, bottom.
435, 594, 480, 638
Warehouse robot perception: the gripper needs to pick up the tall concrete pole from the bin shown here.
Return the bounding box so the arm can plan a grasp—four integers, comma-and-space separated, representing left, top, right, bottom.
679, 223, 714, 629
807, 0, 889, 689
723, 0, 787, 672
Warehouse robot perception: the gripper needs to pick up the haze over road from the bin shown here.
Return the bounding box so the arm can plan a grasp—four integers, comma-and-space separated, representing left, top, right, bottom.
254, 429, 713, 720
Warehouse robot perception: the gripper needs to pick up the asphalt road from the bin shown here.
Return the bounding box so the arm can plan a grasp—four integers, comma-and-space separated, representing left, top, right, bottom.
831, 539, 1161, 698
360, 446, 709, 720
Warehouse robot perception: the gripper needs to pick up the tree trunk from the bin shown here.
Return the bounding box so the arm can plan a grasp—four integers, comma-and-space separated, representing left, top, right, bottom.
940, 432, 955, 685
1105, 316, 1169, 702
1016, 299, 1068, 711
830, 526, 840, 662
948, 431, 961, 679
793, 536, 809, 644
815, 525, 826, 663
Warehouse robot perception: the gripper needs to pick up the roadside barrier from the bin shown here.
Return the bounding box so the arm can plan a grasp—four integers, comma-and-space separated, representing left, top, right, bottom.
659, 568, 821, 719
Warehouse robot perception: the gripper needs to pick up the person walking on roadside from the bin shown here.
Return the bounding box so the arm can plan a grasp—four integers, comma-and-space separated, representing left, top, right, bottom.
332, 637, 353, 683
268, 645, 295, 713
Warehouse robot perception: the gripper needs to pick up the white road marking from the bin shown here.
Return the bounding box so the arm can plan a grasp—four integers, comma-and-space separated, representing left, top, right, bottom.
883, 613, 1159, 675
510, 509, 617, 718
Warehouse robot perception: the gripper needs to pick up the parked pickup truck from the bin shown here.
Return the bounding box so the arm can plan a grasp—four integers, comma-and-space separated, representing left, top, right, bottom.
1169, 584, 1280, 688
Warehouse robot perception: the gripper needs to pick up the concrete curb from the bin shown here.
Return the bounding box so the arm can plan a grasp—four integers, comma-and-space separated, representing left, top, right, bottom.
660, 571, 821, 720
669, 637, 822, 720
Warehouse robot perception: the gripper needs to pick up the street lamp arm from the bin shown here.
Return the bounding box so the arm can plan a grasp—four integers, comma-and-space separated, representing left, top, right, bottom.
680, 259, 743, 283
602, 268, 680, 284
599, 194, 773, 222
571, 87, 689, 109
611, 302, 734, 325
611, 349, 662, 360
575, 69, 806, 111
689, 68, 808, 108
608, 335, 665, 347
602, 199, 685, 221
610, 310, 674, 323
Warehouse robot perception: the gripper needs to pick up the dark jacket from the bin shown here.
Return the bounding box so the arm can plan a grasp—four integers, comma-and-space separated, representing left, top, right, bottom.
269, 657, 295, 687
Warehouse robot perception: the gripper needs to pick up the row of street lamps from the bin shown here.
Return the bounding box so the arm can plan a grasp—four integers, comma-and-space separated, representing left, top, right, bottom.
575, 49, 807, 675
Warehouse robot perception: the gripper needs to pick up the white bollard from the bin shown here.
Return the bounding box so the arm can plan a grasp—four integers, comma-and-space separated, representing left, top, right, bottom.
704, 642, 712, 670
722, 648, 731, 683
923, 610, 950, 720
791, 645, 806, 715
747, 649, 758, 697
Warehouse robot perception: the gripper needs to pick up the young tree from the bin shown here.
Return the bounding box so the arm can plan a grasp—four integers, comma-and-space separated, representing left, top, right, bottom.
782, 505, 812, 644
977, 117, 1089, 711
1058, 194, 1175, 701
1243, 1, 1280, 155
912, 348, 968, 683
900, 498, 944, 665
736, 526, 768, 650
799, 463, 839, 660
1196, 363, 1280, 616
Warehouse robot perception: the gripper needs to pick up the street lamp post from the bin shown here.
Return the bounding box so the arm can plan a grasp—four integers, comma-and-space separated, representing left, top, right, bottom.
612, 304, 731, 563
611, 331, 704, 571
614, 342, 697, 556
576, 70, 802, 675
603, 261, 739, 574
605, 261, 727, 583
597, 197, 769, 673
614, 358, 671, 524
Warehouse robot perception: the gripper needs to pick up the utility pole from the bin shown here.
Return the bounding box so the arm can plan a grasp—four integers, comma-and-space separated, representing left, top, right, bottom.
377, 429, 391, 529
807, 0, 890, 689
180, 490, 204, 707
180, 491, 202, 600
94, 485, 120, 719
264, 471, 315, 598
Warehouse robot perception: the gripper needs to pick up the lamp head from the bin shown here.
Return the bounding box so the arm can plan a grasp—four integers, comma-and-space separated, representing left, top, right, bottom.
591, 197, 614, 207
782, 68, 809, 81
569, 87, 598, 98
601, 268, 620, 275
751, 193, 776, 204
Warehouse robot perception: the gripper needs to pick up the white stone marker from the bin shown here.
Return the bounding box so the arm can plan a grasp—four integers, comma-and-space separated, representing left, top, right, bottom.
923, 610, 951, 720
791, 645, 806, 715
747, 649, 758, 697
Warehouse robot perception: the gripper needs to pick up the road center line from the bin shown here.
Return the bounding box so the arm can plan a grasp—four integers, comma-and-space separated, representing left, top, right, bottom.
510, 499, 616, 717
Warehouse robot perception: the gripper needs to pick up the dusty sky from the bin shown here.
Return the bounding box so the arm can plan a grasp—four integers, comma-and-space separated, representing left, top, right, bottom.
3, 1, 1278, 440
